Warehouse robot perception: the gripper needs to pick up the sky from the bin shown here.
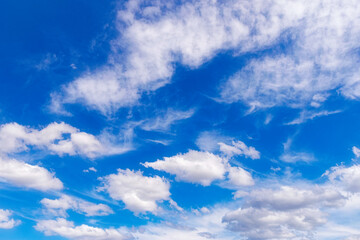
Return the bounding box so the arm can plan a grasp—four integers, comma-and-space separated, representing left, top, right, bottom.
1, 0, 360, 239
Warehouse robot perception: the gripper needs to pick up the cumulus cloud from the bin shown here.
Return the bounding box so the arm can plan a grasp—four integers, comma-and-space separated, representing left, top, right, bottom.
324, 164, 360, 193
219, 140, 260, 159
223, 184, 345, 239
0, 122, 129, 158
226, 166, 254, 187
0, 156, 63, 191
99, 169, 170, 213
35, 218, 131, 240
144, 150, 255, 188
223, 207, 326, 239
143, 150, 227, 186
0, 209, 20, 229
41, 195, 113, 217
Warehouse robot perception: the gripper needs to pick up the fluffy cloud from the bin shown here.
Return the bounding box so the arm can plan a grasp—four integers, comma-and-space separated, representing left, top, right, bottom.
0, 209, 20, 229
222, 185, 345, 239
223, 207, 326, 239
41, 195, 113, 217
220, 0, 360, 109
51, 0, 309, 114
144, 150, 255, 188
0, 157, 63, 191
226, 167, 254, 187
0, 122, 128, 158
35, 218, 131, 240
99, 169, 170, 213
324, 164, 360, 192
219, 141, 260, 159
143, 150, 227, 186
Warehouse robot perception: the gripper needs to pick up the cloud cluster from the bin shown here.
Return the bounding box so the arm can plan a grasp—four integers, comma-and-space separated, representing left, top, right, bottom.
223, 185, 346, 239
50, 0, 313, 115
220, 0, 360, 110
41, 195, 113, 217
99, 169, 171, 213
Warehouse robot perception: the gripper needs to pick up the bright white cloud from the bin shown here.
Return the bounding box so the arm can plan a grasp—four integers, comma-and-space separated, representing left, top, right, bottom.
221, 0, 360, 109
219, 140, 260, 159
51, 0, 309, 114
99, 169, 170, 213
34, 218, 131, 240
226, 166, 254, 187
0, 157, 63, 191
41, 195, 113, 217
143, 150, 227, 186
0, 209, 20, 229
0, 122, 129, 158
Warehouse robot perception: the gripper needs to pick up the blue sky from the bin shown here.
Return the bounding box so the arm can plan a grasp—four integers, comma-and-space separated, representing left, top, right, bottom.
1, 0, 360, 239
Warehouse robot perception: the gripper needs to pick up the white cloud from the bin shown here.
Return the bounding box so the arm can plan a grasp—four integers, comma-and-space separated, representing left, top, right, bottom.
0, 156, 63, 191
143, 150, 227, 186
222, 184, 345, 239
41, 195, 113, 217
0, 122, 129, 158
223, 207, 326, 239
220, 0, 360, 110
35, 218, 131, 240
226, 166, 254, 187
280, 152, 315, 163
219, 140, 260, 159
195, 131, 229, 153
140, 109, 195, 132
286, 110, 342, 125
83, 167, 97, 173
324, 164, 360, 192
245, 186, 345, 211
352, 146, 360, 158
51, 0, 308, 114
0, 209, 20, 229
99, 169, 170, 213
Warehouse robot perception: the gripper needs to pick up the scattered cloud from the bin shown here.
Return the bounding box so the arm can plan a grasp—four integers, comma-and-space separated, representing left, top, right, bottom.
220, 0, 360, 110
